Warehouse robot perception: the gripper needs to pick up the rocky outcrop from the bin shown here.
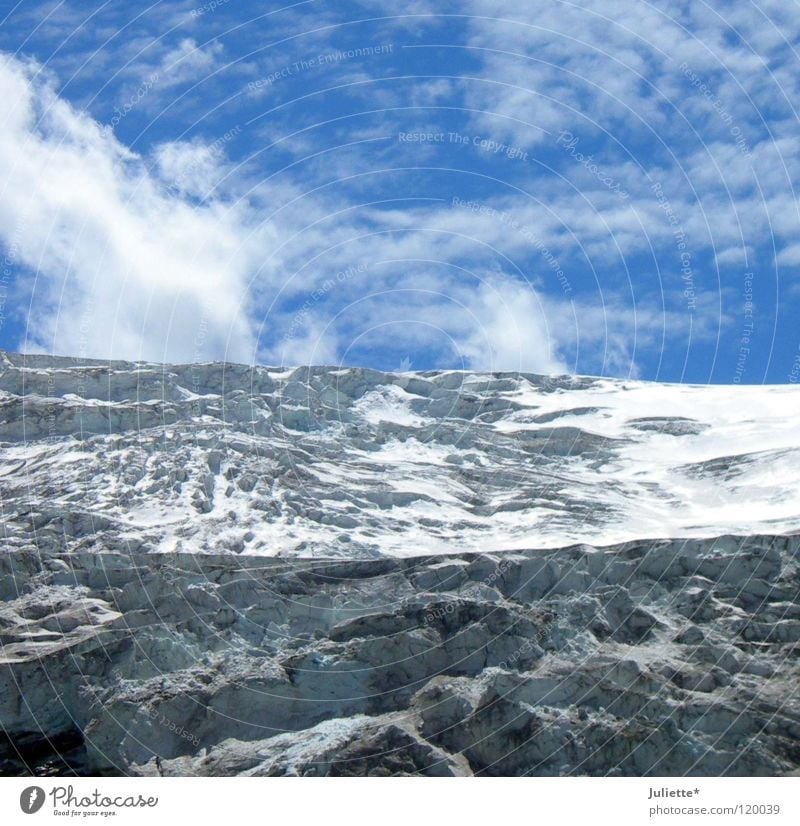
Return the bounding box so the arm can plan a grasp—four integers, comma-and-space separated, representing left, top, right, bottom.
1, 534, 799, 776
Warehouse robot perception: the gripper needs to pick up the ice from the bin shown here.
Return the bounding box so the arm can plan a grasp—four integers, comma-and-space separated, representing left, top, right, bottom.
1, 350, 800, 558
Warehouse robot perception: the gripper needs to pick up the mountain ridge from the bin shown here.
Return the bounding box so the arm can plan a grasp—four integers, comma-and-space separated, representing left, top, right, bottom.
1, 351, 799, 776
1, 350, 799, 559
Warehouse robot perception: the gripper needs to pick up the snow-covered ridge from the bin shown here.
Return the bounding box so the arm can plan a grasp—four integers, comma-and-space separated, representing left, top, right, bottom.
2, 351, 800, 777
2, 350, 800, 557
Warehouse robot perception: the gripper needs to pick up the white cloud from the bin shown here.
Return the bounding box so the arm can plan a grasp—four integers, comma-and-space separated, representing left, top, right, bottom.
156, 38, 224, 87
0, 52, 267, 363
450, 0, 800, 266
153, 139, 228, 198
715, 244, 755, 267
459, 277, 567, 373
270, 324, 341, 367
776, 243, 800, 267
5, 0, 781, 379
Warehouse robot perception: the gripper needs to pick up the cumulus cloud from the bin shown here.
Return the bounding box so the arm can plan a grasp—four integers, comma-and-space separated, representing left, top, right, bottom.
0, 52, 266, 363
459, 277, 567, 374
152, 139, 229, 198
455, 275, 708, 378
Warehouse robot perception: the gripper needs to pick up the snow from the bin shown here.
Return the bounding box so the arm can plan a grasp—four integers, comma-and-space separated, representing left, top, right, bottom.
2, 351, 800, 558
352, 384, 431, 427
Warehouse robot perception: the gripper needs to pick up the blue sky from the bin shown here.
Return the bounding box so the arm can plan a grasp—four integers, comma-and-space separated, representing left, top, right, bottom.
0, 0, 799, 382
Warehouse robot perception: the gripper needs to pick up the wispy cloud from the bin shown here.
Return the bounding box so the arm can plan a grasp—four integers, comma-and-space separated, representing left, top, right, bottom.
1, 0, 798, 381
155, 37, 225, 88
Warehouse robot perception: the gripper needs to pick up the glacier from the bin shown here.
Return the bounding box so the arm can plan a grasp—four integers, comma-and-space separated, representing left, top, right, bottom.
0, 351, 799, 776
2, 350, 800, 558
